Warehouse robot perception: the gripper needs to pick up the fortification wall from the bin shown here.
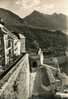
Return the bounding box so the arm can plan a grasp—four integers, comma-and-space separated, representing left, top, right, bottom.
0, 54, 30, 99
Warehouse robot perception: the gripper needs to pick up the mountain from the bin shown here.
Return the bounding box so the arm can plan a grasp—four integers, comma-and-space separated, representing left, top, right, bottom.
0, 8, 67, 31
0, 8, 23, 26
23, 10, 68, 31
0, 8, 67, 56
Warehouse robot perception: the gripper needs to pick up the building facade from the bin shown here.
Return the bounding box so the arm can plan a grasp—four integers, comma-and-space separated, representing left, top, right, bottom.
0, 23, 26, 68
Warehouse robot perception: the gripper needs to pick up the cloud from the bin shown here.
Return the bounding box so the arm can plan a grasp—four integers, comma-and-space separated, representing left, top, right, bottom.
15, 0, 68, 17
0, 0, 68, 17
16, 0, 40, 9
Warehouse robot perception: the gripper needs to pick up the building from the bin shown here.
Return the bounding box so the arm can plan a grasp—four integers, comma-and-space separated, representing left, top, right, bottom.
0, 23, 26, 68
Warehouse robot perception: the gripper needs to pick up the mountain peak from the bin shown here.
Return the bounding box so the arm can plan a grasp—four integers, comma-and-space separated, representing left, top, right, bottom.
30, 10, 42, 16
23, 10, 67, 31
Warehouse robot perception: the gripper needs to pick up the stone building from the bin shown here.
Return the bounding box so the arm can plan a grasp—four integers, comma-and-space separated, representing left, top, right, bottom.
0, 23, 26, 68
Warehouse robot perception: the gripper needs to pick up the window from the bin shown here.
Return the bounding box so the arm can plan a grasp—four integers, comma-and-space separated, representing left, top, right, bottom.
15, 40, 18, 46
30, 61, 38, 72
7, 49, 12, 57
0, 39, 1, 46
2, 27, 9, 33
6, 35, 12, 48
8, 39, 11, 48
6, 49, 13, 65
32, 61, 37, 68
9, 49, 11, 55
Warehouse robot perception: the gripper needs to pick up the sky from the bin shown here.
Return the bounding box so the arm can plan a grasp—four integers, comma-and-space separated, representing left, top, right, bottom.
0, 0, 68, 17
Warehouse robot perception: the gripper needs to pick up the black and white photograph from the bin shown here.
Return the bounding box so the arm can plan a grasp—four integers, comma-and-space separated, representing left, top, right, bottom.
0, 0, 68, 99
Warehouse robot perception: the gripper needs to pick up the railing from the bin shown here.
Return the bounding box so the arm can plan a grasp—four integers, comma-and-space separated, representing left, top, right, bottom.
40, 64, 57, 70
0, 53, 25, 80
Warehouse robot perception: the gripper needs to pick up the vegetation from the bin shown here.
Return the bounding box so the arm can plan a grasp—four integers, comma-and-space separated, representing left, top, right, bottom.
0, 8, 68, 56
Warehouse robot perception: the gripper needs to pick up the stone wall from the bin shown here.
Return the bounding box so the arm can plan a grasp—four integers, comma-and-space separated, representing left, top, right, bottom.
0, 54, 30, 99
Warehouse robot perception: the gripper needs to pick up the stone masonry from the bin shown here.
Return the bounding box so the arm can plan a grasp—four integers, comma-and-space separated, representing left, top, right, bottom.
0, 54, 30, 99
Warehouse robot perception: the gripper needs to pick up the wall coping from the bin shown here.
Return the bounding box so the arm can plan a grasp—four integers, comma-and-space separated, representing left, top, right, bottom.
0, 54, 28, 91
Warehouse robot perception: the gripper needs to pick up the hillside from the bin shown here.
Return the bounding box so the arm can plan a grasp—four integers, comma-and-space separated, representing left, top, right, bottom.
0, 8, 23, 26
0, 8, 67, 56
0, 8, 67, 31
8, 25, 68, 56
23, 10, 68, 31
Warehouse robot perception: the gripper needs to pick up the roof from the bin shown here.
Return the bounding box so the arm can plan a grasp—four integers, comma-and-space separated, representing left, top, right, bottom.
19, 33, 25, 38
0, 23, 20, 39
